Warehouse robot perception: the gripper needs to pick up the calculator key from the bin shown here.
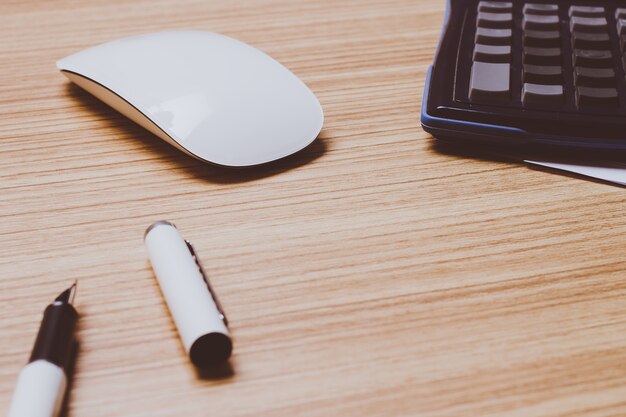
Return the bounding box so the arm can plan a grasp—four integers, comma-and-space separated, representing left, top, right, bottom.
571, 31, 610, 50
574, 67, 615, 87
475, 27, 512, 45
477, 12, 513, 29
523, 65, 563, 84
522, 83, 563, 106
576, 87, 619, 107
523, 14, 559, 31
478, 1, 513, 13
524, 47, 562, 65
573, 49, 613, 68
618, 19, 626, 36
524, 30, 560, 47
523, 3, 558, 15
469, 62, 510, 102
570, 16, 608, 33
473, 44, 511, 63
617, 8, 626, 20
568, 6, 605, 18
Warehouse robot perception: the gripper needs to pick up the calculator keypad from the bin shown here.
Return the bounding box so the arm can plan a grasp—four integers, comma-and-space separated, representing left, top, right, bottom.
475, 27, 512, 45
523, 64, 563, 84
569, 6, 605, 17
571, 31, 610, 49
469, 62, 511, 102
524, 3, 558, 15
479, 1, 513, 13
478, 12, 514, 29
469, 1, 626, 111
522, 3, 562, 106
523, 14, 560, 31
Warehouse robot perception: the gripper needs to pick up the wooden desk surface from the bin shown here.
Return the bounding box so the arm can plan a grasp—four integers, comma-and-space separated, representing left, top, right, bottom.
2, 1, 626, 416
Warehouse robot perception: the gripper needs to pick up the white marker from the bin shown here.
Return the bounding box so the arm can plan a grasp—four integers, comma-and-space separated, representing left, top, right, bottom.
144, 221, 232, 368
8, 284, 78, 417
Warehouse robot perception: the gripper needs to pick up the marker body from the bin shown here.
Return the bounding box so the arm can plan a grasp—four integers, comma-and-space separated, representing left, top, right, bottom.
7, 360, 67, 417
145, 221, 232, 367
8, 285, 77, 417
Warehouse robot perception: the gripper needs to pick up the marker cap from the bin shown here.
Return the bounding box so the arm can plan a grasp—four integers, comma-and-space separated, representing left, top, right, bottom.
144, 221, 232, 367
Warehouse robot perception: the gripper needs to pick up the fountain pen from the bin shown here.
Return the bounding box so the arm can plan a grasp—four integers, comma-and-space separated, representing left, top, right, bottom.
7, 283, 79, 417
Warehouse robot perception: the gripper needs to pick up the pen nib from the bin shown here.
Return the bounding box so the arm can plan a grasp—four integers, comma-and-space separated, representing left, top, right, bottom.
55, 281, 77, 304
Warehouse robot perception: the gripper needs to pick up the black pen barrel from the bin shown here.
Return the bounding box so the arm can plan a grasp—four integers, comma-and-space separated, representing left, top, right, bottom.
29, 302, 78, 372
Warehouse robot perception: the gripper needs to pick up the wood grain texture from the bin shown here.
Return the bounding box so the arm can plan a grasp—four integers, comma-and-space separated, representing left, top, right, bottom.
2, 1, 626, 416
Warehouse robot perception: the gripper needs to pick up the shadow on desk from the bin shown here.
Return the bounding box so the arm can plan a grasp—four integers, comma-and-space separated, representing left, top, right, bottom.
195, 360, 236, 381
63, 83, 327, 185
431, 139, 626, 187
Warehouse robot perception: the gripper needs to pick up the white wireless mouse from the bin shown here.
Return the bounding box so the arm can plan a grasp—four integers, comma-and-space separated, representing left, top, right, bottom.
57, 31, 324, 167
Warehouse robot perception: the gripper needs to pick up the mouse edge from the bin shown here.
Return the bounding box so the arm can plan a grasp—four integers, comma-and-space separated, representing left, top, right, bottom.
56, 68, 217, 163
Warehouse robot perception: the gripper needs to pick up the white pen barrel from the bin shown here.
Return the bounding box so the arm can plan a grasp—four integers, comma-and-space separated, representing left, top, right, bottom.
7, 360, 67, 417
144, 221, 232, 367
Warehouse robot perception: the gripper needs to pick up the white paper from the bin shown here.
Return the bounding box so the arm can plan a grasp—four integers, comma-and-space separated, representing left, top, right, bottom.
525, 159, 626, 187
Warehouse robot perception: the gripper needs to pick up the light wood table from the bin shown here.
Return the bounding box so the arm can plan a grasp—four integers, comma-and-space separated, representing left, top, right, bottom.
2, 1, 626, 416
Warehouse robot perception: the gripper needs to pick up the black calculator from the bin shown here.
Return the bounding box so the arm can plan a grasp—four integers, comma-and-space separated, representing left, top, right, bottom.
421, 0, 626, 150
